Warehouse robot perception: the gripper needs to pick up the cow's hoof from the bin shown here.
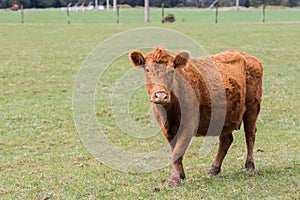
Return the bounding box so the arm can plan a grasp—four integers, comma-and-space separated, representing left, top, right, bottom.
245, 161, 255, 170
168, 169, 181, 187
208, 166, 221, 175
168, 178, 181, 187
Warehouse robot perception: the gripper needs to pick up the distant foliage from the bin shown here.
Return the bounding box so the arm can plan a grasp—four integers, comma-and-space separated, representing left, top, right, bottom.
0, 0, 87, 8
0, 0, 299, 8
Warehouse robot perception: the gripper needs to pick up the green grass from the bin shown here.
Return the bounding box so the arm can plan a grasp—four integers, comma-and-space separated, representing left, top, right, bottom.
0, 8, 299, 199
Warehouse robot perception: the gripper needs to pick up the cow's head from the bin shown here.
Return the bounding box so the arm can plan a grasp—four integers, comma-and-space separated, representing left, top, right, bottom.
129, 48, 190, 105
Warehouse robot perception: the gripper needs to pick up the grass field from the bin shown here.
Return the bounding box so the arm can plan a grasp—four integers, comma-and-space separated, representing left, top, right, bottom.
0, 8, 300, 199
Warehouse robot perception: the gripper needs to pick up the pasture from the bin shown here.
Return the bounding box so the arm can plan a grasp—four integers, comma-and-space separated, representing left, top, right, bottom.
0, 8, 299, 199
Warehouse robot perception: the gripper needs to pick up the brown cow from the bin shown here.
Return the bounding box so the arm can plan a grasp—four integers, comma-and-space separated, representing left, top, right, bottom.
129, 48, 263, 187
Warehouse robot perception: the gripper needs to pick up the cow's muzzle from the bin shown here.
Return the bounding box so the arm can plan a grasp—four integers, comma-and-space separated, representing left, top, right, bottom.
151, 91, 170, 104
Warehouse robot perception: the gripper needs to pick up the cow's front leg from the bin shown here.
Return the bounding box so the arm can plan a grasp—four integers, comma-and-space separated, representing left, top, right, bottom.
174, 157, 186, 180
161, 125, 186, 187
168, 130, 193, 187
169, 155, 185, 187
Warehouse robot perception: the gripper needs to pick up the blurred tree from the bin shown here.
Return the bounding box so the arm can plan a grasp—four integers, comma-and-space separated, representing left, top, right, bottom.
20, 0, 31, 7
30, 0, 56, 8
250, 0, 262, 7
57, 0, 69, 6
0, 0, 29, 8
288, 0, 299, 6
244, 0, 250, 7
119, 0, 144, 6
0, 0, 18, 8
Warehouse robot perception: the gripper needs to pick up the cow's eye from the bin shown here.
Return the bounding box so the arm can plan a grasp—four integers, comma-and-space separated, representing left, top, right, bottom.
145, 67, 150, 73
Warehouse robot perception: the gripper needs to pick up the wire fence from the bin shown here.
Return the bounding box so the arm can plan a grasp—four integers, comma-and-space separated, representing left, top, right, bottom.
0, 7, 299, 25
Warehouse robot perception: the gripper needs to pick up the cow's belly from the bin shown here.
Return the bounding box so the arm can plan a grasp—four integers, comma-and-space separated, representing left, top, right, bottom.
195, 85, 246, 137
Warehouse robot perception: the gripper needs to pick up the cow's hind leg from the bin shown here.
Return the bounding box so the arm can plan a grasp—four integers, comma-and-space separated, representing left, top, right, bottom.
243, 102, 260, 170
208, 132, 233, 175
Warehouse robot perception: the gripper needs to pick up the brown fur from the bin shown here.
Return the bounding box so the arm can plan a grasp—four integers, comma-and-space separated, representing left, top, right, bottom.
129, 48, 263, 187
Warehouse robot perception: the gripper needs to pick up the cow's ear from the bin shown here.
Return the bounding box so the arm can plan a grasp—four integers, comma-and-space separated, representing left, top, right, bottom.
129, 51, 145, 68
174, 51, 190, 69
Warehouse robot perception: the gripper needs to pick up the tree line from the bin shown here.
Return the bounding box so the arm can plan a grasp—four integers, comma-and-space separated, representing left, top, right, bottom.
1, 0, 299, 9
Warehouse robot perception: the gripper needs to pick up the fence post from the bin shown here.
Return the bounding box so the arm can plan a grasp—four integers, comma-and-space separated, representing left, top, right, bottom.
116, 6, 119, 24
262, 0, 266, 23
161, 3, 165, 23
67, 3, 71, 25
21, 5, 24, 24
215, 1, 219, 24
144, 0, 149, 23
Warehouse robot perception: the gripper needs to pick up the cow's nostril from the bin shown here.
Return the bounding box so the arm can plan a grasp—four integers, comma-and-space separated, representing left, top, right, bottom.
155, 92, 168, 100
